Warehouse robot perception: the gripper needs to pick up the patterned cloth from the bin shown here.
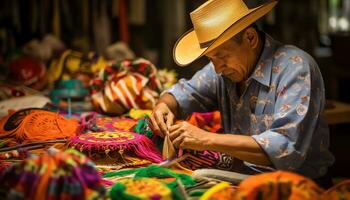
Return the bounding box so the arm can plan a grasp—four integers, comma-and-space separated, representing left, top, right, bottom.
166, 33, 334, 178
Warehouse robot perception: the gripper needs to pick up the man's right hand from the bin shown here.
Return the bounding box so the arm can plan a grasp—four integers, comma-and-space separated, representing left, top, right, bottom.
150, 102, 175, 138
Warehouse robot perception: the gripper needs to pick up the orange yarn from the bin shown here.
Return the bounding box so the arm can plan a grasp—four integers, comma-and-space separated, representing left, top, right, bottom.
0, 109, 79, 142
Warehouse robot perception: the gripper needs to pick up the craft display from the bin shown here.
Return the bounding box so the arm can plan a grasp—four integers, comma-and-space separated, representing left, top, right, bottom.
110, 178, 172, 200
0, 108, 79, 142
68, 130, 162, 164
0, 148, 106, 200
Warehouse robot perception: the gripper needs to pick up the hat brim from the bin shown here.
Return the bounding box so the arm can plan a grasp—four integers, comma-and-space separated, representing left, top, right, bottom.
173, 0, 278, 66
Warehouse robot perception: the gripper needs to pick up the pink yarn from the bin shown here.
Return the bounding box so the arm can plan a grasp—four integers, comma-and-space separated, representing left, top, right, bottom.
69, 131, 163, 163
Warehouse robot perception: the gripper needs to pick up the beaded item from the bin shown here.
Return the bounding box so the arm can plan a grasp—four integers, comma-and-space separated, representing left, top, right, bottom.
0, 149, 106, 200
110, 178, 172, 200
0, 108, 79, 142
69, 130, 162, 163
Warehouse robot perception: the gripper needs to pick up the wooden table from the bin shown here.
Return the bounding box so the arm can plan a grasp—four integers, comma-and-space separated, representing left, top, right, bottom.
324, 100, 350, 125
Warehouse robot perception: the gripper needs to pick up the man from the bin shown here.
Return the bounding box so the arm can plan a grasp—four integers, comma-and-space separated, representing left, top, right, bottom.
150, 0, 334, 188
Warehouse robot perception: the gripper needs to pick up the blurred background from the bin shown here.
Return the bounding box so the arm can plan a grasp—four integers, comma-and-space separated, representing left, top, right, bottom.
0, 0, 349, 180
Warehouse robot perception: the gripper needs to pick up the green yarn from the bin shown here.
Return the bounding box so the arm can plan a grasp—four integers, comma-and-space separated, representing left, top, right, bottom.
188, 189, 206, 197
104, 165, 196, 187
105, 165, 197, 200
134, 165, 196, 187
110, 183, 140, 200
103, 168, 140, 178
133, 117, 154, 139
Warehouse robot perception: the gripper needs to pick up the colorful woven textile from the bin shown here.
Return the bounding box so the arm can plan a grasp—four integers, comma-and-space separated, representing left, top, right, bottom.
232, 171, 324, 200
90, 58, 163, 115
96, 117, 137, 132
187, 111, 222, 133
110, 178, 172, 200
0, 108, 79, 142
0, 148, 106, 200
69, 130, 162, 163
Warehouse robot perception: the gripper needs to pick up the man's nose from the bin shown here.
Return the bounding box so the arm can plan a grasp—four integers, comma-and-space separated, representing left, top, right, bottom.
213, 61, 225, 74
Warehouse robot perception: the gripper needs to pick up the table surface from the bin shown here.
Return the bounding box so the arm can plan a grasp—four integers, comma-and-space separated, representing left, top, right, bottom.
324, 100, 350, 125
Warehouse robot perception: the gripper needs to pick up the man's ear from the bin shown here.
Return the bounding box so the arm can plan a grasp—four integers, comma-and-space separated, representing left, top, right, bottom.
243, 27, 259, 49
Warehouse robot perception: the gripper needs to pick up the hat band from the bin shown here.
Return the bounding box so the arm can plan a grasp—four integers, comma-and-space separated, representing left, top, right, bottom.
199, 39, 214, 49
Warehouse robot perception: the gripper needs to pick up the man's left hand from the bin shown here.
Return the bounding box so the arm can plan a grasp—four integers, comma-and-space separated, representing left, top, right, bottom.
168, 121, 211, 151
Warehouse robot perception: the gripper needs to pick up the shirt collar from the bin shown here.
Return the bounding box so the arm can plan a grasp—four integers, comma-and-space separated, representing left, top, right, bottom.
248, 33, 279, 87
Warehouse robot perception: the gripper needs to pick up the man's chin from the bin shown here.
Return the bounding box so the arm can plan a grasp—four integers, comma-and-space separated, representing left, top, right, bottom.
225, 74, 242, 82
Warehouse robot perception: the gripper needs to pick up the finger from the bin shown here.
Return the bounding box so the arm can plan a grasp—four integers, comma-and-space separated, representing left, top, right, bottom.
155, 111, 168, 134
172, 134, 184, 148
169, 128, 182, 141
149, 114, 164, 137
166, 113, 175, 129
169, 123, 182, 132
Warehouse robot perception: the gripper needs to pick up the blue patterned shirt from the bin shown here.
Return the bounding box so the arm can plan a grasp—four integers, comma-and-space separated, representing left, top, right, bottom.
166, 34, 334, 178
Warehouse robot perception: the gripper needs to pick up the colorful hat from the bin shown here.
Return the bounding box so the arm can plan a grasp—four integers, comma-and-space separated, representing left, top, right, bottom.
0, 149, 106, 200
68, 130, 163, 164
233, 171, 324, 200
48, 50, 106, 85
0, 108, 79, 142
8, 56, 47, 89
173, 0, 277, 66
90, 58, 163, 115
110, 178, 172, 200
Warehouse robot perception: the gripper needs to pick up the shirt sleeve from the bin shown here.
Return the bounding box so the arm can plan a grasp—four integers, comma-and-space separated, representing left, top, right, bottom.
252, 58, 324, 171
165, 63, 219, 119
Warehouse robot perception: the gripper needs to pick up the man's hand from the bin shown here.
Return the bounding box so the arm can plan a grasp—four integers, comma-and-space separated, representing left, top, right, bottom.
168, 121, 211, 151
150, 102, 175, 138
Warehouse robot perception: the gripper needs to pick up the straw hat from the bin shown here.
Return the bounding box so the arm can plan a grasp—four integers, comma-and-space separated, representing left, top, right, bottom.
173, 0, 278, 66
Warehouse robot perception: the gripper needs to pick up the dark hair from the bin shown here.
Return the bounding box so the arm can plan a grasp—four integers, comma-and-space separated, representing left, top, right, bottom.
230, 23, 259, 44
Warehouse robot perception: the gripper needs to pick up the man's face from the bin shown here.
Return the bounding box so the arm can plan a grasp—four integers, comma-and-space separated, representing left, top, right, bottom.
205, 37, 253, 82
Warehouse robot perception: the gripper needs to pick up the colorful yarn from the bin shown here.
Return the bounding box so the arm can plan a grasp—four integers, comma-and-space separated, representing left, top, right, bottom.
69, 130, 162, 163
233, 171, 324, 200
103, 165, 196, 188
0, 148, 106, 200
324, 179, 350, 200
0, 108, 79, 142
200, 182, 236, 200
105, 165, 196, 200
187, 111, 222, 133
96, 117, 137, 132
110, 178, 172, 200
